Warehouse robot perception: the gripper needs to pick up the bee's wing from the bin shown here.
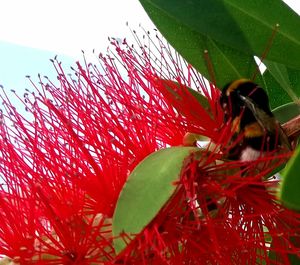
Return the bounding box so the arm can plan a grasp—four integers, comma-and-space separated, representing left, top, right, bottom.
239, 95, 291, 150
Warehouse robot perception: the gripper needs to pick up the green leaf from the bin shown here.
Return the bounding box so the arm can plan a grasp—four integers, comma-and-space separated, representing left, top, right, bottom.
139, 0, 300, 70
112, 146, 199, 254
279, 145, 300, 210
139, 0, 260, 87
287, 67, 300, 96
273, 102, 300, 124
264, 60, 300, 103
261, 69, 292, 109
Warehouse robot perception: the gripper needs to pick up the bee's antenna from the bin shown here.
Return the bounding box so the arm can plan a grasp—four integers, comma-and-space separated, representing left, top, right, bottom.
252, 23, 280, 81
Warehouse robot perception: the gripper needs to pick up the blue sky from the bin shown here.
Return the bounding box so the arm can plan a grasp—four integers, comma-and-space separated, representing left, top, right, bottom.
0, 0, 154, 94
0, 41, 75, 91
0, 0, 299, 95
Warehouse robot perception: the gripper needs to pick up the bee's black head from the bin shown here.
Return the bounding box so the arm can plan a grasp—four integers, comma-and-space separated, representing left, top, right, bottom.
220, 79, 272, 121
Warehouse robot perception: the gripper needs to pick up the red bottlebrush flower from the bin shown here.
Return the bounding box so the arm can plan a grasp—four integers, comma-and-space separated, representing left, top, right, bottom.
0, 31, 299, 265
115, 153, 300, 265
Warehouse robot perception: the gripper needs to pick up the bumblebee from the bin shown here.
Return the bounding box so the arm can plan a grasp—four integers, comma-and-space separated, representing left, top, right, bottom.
219, 79, 290, 161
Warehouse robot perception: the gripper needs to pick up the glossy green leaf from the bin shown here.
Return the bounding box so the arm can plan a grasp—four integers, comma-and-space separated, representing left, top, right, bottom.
139, 0, 300, 70
261, 69, 292, 109
139, 0, 260, 87
112, 146, 199, 254
273, 102, 300, 124
264, 60, 300, 104
287, 67, 300, 96
279, 145, 300, 210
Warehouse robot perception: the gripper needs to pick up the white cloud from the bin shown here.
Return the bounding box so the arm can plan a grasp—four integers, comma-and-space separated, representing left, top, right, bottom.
0, 0, 299, 57
0, 0, 154, 56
